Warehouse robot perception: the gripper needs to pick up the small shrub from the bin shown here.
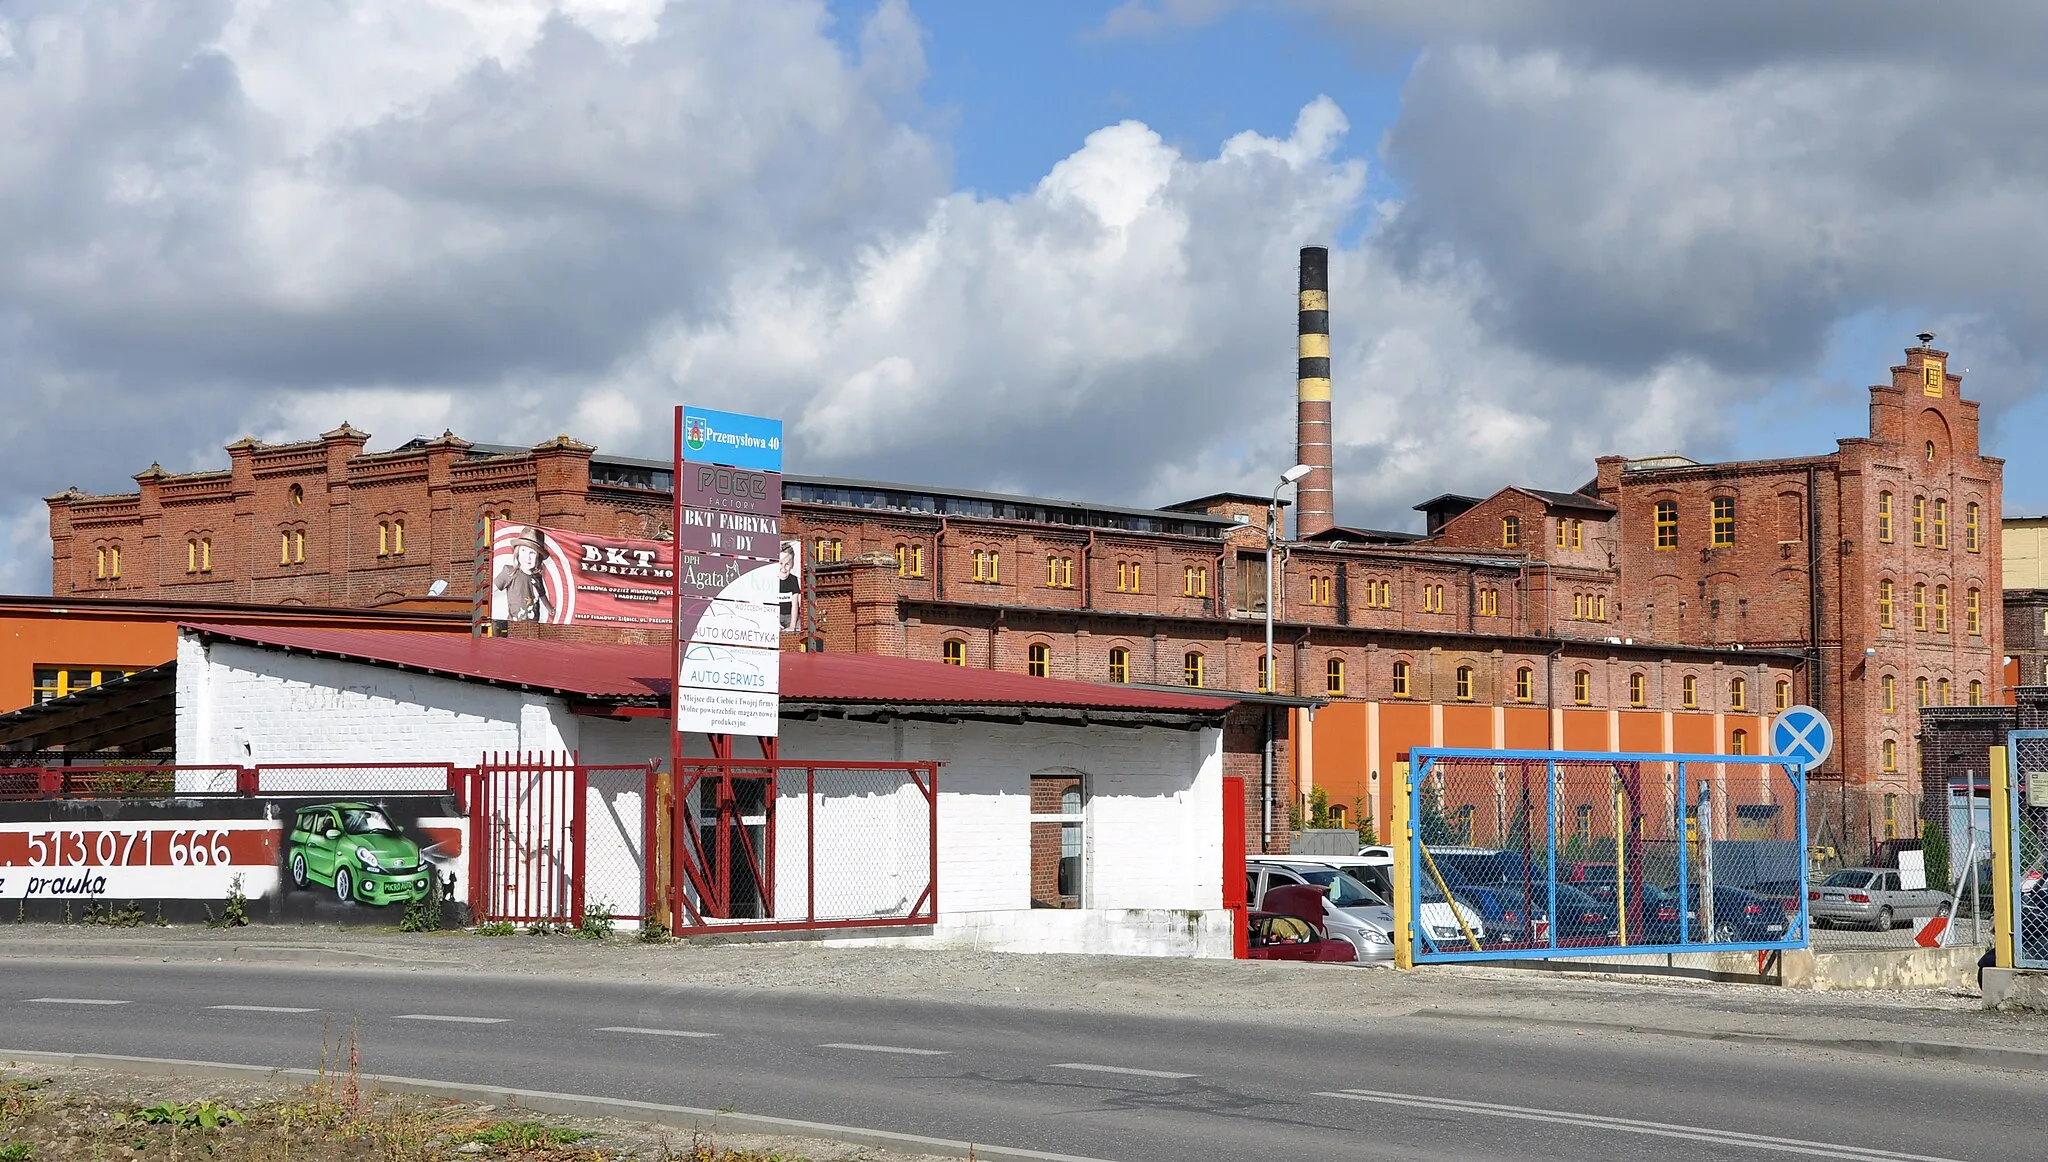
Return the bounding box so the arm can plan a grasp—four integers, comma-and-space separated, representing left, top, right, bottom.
464, 1121, 592, 1149
0, 1141, 32, 1161
124, 1101, 245, 1130
207, 874, 250, 929
399, 872, 444, 934
575, 903, 614, 941
473, 920, 517, 937
637, 916, 670, 943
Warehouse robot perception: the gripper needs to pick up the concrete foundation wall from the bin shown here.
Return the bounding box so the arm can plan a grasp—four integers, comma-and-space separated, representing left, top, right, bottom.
827, 907, 1238, 958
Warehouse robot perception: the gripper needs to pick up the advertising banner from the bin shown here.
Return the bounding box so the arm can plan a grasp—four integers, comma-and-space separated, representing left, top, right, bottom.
778, 539, 802, 634
681, 462, 781, 516
490, 523, 675, 625
676, 405, 785, 738
678, 506, 781, 560
0, 796, 465, 925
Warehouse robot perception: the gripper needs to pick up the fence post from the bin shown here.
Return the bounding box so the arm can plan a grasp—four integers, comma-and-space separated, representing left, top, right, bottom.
570, 762, 589, 929
1222, 773, 1247, 959
1993, 745, 2015, 969
806, 767, 817, 925
1545, 759, 1559, 950
236, 768, 259, 796
1392, 755, 1413, 969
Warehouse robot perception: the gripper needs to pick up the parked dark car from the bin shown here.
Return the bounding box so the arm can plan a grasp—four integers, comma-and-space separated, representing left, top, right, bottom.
1544, 882, 1620, 945
1247, 885, 1358, 962
1641, 883, 1791, 944
1563, 861, 1619, 903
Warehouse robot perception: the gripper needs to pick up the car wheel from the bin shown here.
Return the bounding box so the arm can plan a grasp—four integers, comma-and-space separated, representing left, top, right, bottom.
1713, 919, 1737, 943
289, 852, 308, 890
1874, 906, 1893, 932
335, 867, 354, 905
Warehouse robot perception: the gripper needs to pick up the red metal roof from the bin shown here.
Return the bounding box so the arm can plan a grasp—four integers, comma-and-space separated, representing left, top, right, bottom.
179, 624, 1236, 714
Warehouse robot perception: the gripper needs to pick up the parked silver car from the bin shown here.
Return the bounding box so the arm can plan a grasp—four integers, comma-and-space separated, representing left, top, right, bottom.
1809, 867, 1951, 931
1246, 859, 1395, 962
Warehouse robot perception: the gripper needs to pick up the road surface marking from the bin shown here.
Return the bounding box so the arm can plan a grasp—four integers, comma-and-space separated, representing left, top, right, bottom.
1317, 1089, 1963, 1162
1051, 1063, 1197, 1079
598, 1027, 721, 1038
211, 1005, 320, 1013
393, 1015, 508, 1024
25, 998, 129, 1005
817, 1043, 949, 1056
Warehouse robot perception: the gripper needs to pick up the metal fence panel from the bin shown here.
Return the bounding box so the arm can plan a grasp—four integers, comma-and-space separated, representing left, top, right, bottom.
252, 764, 456, 795
470, 754, 584, 926
1408, 748, 1807, 963
2010, 731, 2048, 970
671, 760, 937, 936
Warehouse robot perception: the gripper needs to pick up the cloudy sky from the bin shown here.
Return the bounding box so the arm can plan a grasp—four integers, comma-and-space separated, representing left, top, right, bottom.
6, 0, 2047, 593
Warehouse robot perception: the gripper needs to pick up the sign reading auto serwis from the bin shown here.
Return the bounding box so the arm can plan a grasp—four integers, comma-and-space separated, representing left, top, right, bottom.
676, 404, 784, 738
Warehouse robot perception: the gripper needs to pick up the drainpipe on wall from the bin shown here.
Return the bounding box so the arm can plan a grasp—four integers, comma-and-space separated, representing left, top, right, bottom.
934, 516, 948, 603
1262, 705, 1275, 853
1083, 529, 1097, 610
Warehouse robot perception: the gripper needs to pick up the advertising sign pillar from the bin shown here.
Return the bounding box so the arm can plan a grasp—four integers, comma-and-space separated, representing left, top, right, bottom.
671, 406, 785, 743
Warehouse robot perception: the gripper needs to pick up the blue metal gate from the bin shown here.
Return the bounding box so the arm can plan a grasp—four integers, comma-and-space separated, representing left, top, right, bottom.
1405, 748, 1808, 963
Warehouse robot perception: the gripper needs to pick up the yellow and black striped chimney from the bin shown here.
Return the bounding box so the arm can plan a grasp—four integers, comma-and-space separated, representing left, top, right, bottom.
1295, 246, 1334, 538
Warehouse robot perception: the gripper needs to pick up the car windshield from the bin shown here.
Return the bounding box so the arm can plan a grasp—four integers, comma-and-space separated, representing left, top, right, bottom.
1822, 871, 1872, 888
342, 808, 400, 836
1433, 852, 1523, 885
1291, 868, 1386, 908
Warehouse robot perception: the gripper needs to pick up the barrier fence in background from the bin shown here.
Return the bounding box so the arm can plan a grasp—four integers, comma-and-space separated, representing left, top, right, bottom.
670, 760, 938, 937
2010, 731, 2048, 971
1405, 748, 1808, 963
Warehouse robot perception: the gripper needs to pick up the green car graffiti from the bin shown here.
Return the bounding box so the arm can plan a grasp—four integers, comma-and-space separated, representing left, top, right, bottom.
286, 803, 433, 906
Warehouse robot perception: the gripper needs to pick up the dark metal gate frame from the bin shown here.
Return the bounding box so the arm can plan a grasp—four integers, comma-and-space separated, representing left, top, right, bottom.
668, 757, 940, 936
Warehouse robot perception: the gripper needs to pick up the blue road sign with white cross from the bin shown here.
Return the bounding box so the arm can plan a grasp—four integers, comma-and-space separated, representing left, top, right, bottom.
1771, 704, 1834, 769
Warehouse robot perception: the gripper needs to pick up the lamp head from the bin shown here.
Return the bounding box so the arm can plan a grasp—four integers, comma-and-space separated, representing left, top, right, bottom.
1280, 463, 1313, 486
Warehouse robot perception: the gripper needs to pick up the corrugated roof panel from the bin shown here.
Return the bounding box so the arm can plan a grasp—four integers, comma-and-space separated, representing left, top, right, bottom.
179, 624, 1234, 714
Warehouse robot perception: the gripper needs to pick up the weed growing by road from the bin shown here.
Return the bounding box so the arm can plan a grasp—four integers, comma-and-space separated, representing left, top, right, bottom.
208, 874, 251, 929
124, 1100, 246, 1129
0, 1140, 32, 1160
473, 921, 517, 937
576, 904, 614, 942
401, 875, 445, 934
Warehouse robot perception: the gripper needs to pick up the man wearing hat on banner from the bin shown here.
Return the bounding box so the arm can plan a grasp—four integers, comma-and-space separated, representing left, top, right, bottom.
494, 528, 555, 623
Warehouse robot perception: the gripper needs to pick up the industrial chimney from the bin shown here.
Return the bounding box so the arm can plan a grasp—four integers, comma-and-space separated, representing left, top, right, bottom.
1295, 246, 1334, 538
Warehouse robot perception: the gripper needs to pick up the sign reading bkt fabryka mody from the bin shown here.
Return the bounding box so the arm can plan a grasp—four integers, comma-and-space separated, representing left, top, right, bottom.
675, 406, 784, 738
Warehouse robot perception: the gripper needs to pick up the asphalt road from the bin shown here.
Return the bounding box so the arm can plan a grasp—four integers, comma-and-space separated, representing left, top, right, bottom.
0, 958, 2031, 1161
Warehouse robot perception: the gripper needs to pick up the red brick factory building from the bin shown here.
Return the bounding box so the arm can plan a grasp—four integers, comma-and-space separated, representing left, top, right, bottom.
39, 252, 2002, 858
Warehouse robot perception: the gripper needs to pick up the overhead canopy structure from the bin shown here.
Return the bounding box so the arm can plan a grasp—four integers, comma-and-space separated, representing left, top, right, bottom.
0, 664, 173, 756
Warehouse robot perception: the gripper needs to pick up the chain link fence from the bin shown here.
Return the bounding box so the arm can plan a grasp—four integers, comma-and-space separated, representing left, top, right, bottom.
1408, 749, 1806, 961
2012, 731, 2048, 970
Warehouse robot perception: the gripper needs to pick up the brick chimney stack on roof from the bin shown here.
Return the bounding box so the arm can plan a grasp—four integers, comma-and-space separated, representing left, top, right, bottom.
1295, 245, 1335, 538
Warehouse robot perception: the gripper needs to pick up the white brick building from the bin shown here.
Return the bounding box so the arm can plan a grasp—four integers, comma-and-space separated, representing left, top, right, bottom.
174, 624, 1238, 956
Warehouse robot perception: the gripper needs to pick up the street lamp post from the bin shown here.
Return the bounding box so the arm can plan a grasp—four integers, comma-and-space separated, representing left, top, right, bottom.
1263, 464, 1313, 849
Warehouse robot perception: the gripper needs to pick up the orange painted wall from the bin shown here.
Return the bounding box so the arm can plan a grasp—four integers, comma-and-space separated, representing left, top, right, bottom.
1306, 703, 1785, 841
0, 615, 175, 712
1503, 707, 1548, 749
1440, 705, 1494, 748
1618, 712, 1665, 753
1560, 709, 1608, 751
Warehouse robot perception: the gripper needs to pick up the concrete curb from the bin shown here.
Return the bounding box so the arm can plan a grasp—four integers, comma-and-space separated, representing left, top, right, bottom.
1413, 1010, 2048, 1072
0, 1049, 1117, 1162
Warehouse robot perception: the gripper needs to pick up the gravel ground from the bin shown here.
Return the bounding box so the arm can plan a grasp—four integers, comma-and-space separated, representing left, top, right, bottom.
0, 1061, 951, 1162
0, 924, 2037, 1055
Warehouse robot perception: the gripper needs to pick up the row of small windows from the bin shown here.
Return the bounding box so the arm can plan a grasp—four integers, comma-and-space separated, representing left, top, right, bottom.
1650, 498, 1737, 549
943, 639, 1790, 710
94, 545, 122, 581
1876, 492, 1980, 552
185, 538, 213, 574
279, 529, 307, 565
1875, 581, 1983, 635
1877, 674, 1986, 710
1555, 518, 1584, 550
1570, 593, 1608, 622
31, 667, 136, 705
376, 519, 406, 558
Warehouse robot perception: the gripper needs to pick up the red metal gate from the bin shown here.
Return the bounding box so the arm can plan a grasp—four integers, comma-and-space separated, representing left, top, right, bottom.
466, 754, 658, 926
670, 759, 938, 936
